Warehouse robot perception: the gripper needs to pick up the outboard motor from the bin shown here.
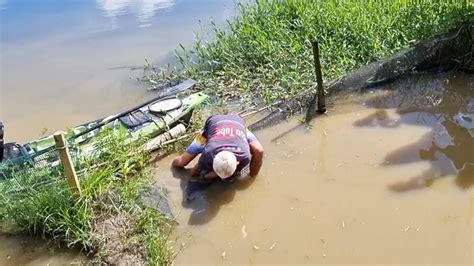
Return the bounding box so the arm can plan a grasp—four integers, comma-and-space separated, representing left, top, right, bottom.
0, 121, 4, 162
0, 122, 30, 162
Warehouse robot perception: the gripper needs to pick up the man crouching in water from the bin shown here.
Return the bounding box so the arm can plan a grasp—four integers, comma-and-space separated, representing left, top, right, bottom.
172, 114, 264, 180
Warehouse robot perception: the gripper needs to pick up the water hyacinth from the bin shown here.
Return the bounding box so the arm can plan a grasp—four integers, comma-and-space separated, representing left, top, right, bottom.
146, 0, 472, 103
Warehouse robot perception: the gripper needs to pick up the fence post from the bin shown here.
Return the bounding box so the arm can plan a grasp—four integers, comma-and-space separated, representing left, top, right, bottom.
54, 132, 82, 196
305, 39, 326, 123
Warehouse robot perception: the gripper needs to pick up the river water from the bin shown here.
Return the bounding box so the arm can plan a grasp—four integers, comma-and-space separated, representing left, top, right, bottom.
154, 72, 474, 265
0, 0, 237, 264
0, 0, 237, 143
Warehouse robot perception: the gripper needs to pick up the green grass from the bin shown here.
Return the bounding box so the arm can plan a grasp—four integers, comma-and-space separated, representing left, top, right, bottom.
144, 0, 472, 103
0, 132, 174, 265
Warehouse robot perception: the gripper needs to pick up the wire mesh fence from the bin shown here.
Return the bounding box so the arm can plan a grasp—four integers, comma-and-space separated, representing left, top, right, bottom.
0, 139, 87, 195
0, 129, 146, 197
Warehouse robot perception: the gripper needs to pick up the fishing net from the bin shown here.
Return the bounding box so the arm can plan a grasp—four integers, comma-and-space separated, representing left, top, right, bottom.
249, 23, 473, 131
329, 23, 473, 94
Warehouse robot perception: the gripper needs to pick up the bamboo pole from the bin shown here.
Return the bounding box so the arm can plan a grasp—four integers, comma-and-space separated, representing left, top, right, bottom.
54, 132, 82, 195
305, 40, 326, 123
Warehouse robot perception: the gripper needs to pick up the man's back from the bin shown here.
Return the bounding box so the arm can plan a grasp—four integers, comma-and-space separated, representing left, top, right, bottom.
199, 115, 251, 175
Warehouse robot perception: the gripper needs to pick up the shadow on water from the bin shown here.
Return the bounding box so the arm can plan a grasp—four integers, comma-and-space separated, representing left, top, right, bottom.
169, 167, 255, 225
353, 109, 400, 128
353, 72, 474, 191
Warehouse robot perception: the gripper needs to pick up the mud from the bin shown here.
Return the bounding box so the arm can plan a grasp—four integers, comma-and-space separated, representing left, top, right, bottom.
93, 214, 144, 265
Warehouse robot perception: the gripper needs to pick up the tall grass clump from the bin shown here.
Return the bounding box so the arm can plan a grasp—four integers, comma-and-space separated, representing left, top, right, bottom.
146, 0, 472, 103
0, 132, 174, 265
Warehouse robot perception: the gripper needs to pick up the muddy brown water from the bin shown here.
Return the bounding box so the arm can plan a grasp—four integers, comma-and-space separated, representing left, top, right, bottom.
0, 0, 238, 143
0, 234, 84, 265
152, 72, 474, 265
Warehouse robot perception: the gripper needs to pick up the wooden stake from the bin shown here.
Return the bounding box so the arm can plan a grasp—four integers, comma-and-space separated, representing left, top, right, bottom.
54, 132, 81, 195
305, 40, 326, 123
0, 121, 4, 162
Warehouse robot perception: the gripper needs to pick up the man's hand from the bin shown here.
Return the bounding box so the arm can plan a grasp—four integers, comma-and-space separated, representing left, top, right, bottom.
188, 163, 200, 177
249, 141, 264, 177
172, 152, 197, 168
204, 171, 219, 179
188, 165, 218, 179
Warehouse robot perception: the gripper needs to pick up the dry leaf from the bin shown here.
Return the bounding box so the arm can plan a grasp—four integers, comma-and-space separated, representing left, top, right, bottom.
269, 242, 277, 250
241, 225, 248, 239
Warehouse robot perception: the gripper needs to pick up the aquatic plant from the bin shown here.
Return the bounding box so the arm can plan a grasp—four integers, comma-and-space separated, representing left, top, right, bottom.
0, 132, 174, 265
145, 0, 472, 103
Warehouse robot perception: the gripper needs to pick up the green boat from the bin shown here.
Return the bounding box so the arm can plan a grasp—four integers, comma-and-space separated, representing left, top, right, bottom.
1, 79, 208, 165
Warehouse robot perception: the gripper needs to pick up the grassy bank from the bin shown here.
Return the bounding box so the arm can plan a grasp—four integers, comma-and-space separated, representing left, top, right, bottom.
0, 133, 174, 265
145, 0, 472, 103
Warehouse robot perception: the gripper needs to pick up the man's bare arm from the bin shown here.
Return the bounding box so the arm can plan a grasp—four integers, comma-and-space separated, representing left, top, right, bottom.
172, 152, 197, 168
249, 141, 264, 177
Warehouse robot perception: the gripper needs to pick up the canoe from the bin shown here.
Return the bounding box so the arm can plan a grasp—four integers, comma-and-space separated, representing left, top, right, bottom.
1, 91, 208, 163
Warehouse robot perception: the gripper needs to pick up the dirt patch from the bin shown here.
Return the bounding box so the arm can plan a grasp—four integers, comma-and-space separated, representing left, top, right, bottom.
93, 215, 145, 265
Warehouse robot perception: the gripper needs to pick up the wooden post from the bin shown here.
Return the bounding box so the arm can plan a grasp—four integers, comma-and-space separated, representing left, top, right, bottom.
305, 40, 326, 123
0, 121, 4, 162
313, 40, 326, 113
54, 132, 82, 195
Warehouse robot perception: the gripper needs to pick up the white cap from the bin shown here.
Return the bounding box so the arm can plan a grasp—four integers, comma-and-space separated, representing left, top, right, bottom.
213, 151, 237, 179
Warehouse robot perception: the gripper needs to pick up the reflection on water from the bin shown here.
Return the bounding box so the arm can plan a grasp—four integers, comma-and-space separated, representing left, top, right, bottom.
359, 72, 474, 190
96, 0, 176, 28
